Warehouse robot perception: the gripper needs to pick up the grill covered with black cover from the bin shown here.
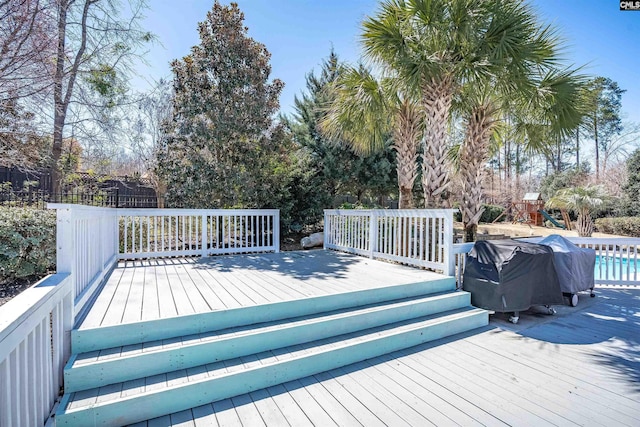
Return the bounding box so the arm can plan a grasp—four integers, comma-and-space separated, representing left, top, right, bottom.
463, 239, 563, 312
538, 234, 595, 294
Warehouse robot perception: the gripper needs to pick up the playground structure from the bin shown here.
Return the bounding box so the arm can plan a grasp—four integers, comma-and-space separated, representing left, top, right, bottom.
493, 192, 572, 230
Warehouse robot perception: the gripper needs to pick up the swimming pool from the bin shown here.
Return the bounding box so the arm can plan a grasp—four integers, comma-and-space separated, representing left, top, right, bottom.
594, 255, 639, 280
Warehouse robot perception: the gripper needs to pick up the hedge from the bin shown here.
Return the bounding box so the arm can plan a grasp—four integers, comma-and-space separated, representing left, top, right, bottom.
0, 207, 56, 284
595, 217, 640, 237
454, 204, 505, 223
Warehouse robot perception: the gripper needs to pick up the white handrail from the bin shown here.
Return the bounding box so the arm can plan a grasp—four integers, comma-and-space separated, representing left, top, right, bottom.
324, 209, 457, 275
0, 274, 73, 427
117, 209, 280, 259
50, 204, 118, 314
48, 205, 281, 308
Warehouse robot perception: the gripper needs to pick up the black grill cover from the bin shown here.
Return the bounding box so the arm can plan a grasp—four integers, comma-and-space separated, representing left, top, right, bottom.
538, 235, 595, 293
463, 240, 563, 312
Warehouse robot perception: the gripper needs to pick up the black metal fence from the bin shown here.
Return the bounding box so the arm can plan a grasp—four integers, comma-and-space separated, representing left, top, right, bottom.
0, 166, 158, 209
0, 189, 158, 209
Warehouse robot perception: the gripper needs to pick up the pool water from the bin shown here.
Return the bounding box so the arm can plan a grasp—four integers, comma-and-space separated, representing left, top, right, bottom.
594, 255, 639, 279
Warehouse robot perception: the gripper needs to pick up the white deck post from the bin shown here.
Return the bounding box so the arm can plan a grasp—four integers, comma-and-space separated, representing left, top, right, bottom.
62, 279, 74, 368
201, 213, 208, 257
369, 210, 378, 259
443, 209, 455, 276
273, 211, 280, 253
56, 207, 76, 295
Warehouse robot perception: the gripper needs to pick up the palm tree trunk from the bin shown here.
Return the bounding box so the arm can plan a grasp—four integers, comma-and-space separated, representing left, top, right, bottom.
421, 75, 454, 208
594, 116, 600, 181
576, 213, 594, 237
394, 100, 421, 209
576, 128, 580, 169
460, 103, 496, 242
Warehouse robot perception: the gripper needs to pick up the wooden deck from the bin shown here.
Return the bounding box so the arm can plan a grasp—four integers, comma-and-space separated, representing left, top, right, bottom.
127, 287, 640, 427
76, 250, 445, 330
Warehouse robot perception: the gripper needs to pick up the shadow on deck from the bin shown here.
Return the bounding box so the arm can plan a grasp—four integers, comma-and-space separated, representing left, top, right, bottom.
55, 250, 640, 427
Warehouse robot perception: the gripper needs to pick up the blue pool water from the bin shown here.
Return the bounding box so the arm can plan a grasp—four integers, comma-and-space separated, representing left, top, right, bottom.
594, 255, 639, 279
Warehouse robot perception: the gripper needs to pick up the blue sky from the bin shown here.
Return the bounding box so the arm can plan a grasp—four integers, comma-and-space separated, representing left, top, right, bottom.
137, 0, 640, 123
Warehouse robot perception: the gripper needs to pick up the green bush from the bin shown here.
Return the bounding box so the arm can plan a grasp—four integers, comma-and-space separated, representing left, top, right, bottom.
454, 204, 505, 223
595, 217, 640, 237
0, 207, 56, 284
480, 204, 505, 223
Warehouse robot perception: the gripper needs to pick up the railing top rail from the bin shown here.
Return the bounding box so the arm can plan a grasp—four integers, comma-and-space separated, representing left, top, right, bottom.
47, 204, 280, 216
47, 203, 115, 212
116, 208, 279, 217
514, 236, 640, 245
324, 208, 458, 216
453, 242, 475, 253
0, 273, 71, 360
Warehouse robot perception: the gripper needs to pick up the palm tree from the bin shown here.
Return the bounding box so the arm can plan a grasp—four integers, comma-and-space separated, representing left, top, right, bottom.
459, 70, 585, 241
546, 186, 608, 237
362, 0, 511, 208
322, 66, 422, 208
454, 0, 584, 242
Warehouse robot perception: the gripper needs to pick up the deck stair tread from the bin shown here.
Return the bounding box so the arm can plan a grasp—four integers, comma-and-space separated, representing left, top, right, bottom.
57, 269, 489, 427
70, 276, 457, 353
72, 291, 463, 366
63, 306, 486, 412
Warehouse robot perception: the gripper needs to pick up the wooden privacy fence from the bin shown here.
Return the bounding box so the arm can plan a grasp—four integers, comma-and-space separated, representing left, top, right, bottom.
324, 209, 457, 275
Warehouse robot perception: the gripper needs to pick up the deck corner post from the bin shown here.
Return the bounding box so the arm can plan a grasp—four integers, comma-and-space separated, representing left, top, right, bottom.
56, 207, 76, 292
323, 210, 328, 250
274, 210, 280, 253
369, 210, 378, 258
62, 277, 74, 364
443, 209, 455, 276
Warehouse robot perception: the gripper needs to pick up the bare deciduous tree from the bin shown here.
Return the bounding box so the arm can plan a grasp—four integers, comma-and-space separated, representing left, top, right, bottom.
0, 0, 55, 98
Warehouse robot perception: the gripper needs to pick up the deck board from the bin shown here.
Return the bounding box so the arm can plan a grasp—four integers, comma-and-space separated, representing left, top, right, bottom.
124, 287, 640, 427
79, 250, 445, 330
72, 251, 640, 427
141, 263, 160, 321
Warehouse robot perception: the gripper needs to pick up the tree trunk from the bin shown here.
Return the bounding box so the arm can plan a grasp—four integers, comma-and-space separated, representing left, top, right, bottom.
421, 75, 453, 208
576, 213, 594, 237
398, 186, 413, 209
576, 128, 580, 169
463, 223, 477, 243
459, 103, 496, 242
594, 116, 599, 181
556, 138, 561, 172
394, 99, 420, 209
515, 143, 521, 196
51, 0, 68, 195
51, 0, 93, 195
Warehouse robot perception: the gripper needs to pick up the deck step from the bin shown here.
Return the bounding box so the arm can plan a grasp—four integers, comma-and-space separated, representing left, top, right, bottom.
56, 307, 488, 427
71, 277, 456, 353
64, 291, 470, 392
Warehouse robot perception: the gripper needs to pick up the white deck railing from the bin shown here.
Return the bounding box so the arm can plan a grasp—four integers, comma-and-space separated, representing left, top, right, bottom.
0, 205, 281, 426
49, 205, 280, 310
0, 274, 73, 427
324, 209, 457, 275
453, 237, 640, 286
118, 209, 279, 259
52, 204, 119, 314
